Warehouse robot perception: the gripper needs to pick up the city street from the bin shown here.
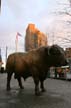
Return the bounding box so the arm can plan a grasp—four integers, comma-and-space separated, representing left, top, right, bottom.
0, 73, 71, 108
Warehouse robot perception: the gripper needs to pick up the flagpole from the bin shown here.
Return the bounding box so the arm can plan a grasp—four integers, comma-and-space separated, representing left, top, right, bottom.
0, 48, 2, 61
5, 46, 8, 63
15, 33, 18, 52
15, 41, 17, 52
15, 38, 18, 52
16, 41, 18, 52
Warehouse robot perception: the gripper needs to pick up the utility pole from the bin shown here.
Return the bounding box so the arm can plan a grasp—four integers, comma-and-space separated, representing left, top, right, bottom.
0, 47, 2, 71
6, 46, 8, 63
0, 48, 2, 62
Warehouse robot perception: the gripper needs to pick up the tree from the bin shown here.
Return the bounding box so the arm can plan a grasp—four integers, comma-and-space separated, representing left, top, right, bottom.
50, 0, 71, 48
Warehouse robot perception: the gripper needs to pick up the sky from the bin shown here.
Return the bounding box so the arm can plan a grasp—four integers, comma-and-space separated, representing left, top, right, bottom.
0, 0, 71, 61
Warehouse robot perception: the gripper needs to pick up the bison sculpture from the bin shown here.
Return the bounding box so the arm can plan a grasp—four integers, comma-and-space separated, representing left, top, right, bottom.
6, 44, 67, 95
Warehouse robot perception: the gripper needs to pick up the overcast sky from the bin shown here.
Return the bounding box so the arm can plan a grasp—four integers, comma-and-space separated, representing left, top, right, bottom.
0, 0, 71, 53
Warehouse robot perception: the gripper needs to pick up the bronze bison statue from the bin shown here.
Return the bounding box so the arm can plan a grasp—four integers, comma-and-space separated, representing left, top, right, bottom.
6, 44, 67, 95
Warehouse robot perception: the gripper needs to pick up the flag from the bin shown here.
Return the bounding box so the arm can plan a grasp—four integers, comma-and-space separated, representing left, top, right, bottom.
15, 32, 22, 52
17, 32, 22, 37
16, 32, 22, 41
16, 32, 22, 42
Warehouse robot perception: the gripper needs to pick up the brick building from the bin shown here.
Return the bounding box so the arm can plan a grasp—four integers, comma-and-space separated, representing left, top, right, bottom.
25, 24, 48, 51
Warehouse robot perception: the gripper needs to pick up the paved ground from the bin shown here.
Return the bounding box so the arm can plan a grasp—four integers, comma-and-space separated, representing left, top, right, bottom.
0, 73, 71, 108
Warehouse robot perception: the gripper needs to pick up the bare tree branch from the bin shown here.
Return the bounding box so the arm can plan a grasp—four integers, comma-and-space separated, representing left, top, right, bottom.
58, 37, 71, 42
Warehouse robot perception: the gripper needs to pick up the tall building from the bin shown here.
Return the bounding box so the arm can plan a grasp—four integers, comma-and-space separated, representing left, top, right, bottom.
25, 24, 48, 51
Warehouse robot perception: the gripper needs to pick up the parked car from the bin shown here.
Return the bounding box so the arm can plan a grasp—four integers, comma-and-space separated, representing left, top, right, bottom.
49, 65, 71, 80
55, 65, 70, 80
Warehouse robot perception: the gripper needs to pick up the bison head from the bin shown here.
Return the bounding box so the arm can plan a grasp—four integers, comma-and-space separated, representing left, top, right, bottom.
45, 44, 68, 67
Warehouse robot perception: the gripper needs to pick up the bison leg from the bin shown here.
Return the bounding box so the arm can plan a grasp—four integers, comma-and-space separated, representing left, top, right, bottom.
17, 77, 24, 89
34, 78, 40, 96
40, 80, 46, 92
7, 72, 13, 91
